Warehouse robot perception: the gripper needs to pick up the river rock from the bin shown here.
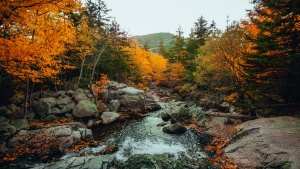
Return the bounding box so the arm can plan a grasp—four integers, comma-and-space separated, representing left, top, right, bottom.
163, 122, 187, 134
101, 111, 120, 124
108, 99, 121, 112
9, 119, 28, 131
37, 156, 114, 169
72, 100, 97, 118
145, 96, 161, 111
73, 88, 89, 101
161, 111, 171, 121
189, 106, 208, 128
170, 105, 189, 121
116, 87, 145, 113
224, 116, 300, 169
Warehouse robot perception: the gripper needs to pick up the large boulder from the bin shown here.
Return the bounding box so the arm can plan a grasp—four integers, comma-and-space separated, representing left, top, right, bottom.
108, 99, 121, 112
189, 106, 208, 128
224, 116, 300, 169
101, 111, 120, 124
163, 122, 187, 134
9, 119, 28, 131
72, 100, 97, 118
57, 96, 71, 109
32, 100, 52, 118
170, 105, 189, 121
116, 87, 146, 113
145, 96, 161, 112
73, 88, 89, 102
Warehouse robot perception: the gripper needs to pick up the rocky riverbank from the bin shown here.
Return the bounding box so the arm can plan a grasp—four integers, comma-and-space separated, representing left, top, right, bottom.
0, 81, 299, 169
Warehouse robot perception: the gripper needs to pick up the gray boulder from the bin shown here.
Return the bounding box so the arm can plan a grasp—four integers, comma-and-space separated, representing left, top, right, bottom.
9, 119, 28, 131
116, 87, 145, 113
72, 100, 97, 118
32, 101, 51, 118
108, 99, 121, 112
101, 111, 120, 124
224, 116, 300, 169
73, 88, 89, 101
57, 96, 71, 108
189, 106, 208, 128
163, 122, 187, 134
170, 105, 189, 121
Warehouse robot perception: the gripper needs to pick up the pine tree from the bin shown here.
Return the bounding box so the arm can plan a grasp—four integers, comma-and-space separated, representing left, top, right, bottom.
242, 0, 300, 104
158, 38, 167, 56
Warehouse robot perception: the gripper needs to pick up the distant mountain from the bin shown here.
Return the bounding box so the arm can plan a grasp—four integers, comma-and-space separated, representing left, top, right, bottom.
134, 32, 174, 53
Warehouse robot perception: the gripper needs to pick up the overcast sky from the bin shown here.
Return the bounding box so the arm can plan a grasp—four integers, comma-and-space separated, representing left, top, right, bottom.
93, 0, 254, 37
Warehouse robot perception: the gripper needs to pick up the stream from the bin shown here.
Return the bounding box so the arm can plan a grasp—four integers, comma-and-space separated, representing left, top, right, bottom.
2, 101, 218, 169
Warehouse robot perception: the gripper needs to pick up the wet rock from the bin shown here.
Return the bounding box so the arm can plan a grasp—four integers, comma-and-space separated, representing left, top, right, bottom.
157, 121, 168, 127
101, 111, 120, 124
170, 105, 189, 121
145, 96, 161, 112
40, 156, 113, 169
108, 99, 121, 112
9, 119, 28, 131
72, 100, 97, 118
224, 116, 300, 169
163, 122, 187, 134
161, 111, 171, 121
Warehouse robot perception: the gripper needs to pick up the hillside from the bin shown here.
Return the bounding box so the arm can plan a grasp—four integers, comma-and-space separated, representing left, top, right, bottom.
134, 32, 174, 53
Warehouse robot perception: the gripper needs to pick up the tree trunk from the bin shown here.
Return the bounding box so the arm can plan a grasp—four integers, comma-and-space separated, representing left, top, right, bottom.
78, 57, 85, 87
205, 111, 256, 120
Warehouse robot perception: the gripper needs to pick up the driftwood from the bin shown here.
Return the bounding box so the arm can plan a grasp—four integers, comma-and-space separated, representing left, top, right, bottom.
205, 111, 256, 120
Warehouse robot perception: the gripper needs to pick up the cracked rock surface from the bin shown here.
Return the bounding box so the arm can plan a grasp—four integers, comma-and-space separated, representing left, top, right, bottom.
224, 116, 300, 169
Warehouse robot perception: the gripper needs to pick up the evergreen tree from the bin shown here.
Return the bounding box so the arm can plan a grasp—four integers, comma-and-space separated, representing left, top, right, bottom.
142, 41, 150, 52
242, 0, 300, 104
193, 16, 216, 47
158, 38, 167, 56
169, 26, 188, 65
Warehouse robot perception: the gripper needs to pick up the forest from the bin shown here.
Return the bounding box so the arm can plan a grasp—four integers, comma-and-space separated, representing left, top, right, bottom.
0, 0, 300, 168
1, 0, 299, 116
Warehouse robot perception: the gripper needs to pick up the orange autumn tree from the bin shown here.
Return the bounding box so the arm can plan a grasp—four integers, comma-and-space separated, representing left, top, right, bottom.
122, 39, 169, 89
149, 53, 168, 85
0, 0, 82, 113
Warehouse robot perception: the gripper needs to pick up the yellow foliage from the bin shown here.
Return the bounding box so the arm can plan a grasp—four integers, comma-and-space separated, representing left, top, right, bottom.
0, 0, 82, 82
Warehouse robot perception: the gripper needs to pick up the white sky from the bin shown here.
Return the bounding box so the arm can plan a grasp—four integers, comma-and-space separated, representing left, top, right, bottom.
88, 0, 254, 37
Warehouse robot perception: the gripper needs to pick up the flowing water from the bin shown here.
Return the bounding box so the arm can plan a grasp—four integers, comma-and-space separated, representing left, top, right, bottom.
1, 102, 218, 169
